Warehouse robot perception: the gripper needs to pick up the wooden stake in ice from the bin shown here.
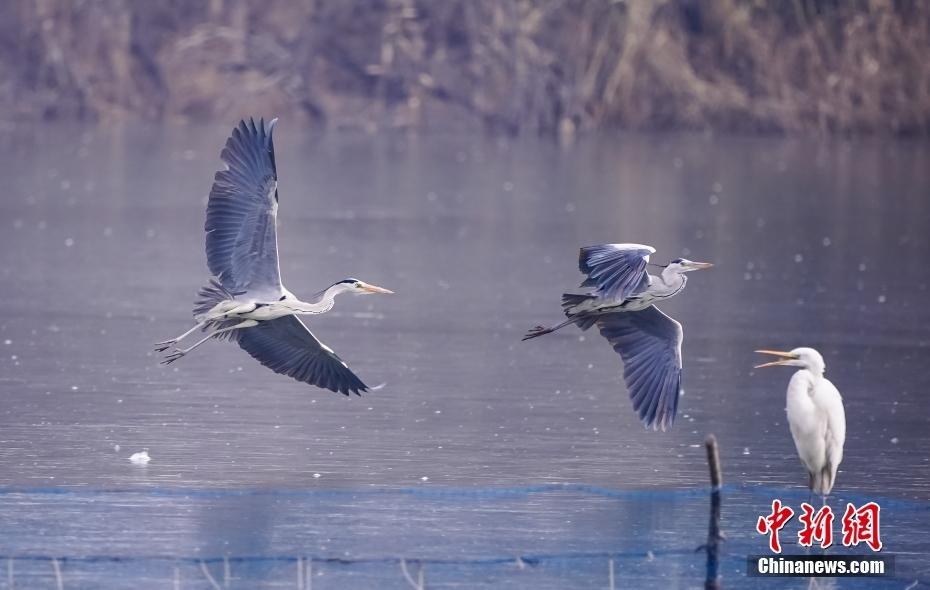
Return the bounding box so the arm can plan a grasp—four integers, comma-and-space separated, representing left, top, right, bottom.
704, 434, 723, 590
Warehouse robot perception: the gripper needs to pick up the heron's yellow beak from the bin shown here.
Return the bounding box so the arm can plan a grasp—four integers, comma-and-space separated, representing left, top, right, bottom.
360, 282, 394, 294
754, 349, 798, 369
688, 261, 714, 270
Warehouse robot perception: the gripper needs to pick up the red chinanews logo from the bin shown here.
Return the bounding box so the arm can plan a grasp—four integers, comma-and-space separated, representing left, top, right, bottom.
756, 500, 882, 554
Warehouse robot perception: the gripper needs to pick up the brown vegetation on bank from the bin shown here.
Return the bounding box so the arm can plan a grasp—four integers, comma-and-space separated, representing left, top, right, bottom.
2, 0, 928, 135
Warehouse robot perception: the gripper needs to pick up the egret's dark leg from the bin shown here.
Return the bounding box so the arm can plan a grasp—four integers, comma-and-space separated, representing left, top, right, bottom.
522, 317, 585, 341
161, 320, 258, 365
154, 320, 210, 352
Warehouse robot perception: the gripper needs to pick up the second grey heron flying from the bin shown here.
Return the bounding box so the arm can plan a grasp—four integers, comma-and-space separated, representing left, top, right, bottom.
155, 118, 392, 395
523, 244, 712, 430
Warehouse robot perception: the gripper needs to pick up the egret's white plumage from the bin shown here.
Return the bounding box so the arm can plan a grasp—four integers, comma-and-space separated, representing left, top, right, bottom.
755, 347, 846, 497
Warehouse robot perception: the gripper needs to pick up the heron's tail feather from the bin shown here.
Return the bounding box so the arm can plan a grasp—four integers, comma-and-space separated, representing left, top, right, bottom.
561, 292, 596, 312
523, 294, 600, 341
193, 279, 238, 320
192, 279, 245, 341
573, 315, 597, 331
561, 292, 596, 307
560, 293, 598, 331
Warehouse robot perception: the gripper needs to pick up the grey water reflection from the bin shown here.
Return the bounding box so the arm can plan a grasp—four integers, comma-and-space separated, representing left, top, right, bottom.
0, 124, 927, 588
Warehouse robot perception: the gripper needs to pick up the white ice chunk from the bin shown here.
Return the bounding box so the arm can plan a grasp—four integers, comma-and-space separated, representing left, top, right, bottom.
129, 450, 151, 464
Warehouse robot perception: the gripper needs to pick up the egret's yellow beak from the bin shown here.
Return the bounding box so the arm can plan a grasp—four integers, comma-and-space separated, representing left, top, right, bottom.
754, 349, 798, 369
688, 261, 714, 270
360, 282, 394, 294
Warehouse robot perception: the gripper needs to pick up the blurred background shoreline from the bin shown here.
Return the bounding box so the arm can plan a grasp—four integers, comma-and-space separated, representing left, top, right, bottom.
3, 0, 928, 137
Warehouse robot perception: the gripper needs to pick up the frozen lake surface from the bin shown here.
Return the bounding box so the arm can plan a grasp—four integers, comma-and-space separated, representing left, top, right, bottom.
0, 124, 927, 588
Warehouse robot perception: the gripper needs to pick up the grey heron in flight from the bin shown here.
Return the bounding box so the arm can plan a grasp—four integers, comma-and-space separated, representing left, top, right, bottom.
155, 118, 392, 395
755, 348, 846, 500
522, 244, 712, 430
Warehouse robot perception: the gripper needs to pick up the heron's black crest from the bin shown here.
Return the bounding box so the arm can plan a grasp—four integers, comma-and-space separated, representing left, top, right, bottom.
338, 278, 360, 285
670, 258, 684, 264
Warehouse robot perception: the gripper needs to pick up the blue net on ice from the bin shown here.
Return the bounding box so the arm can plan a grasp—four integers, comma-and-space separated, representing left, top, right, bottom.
0, 484, 926, 589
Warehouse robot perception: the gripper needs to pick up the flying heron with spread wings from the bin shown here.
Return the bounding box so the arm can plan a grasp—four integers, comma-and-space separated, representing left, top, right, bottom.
523, 244, 712, 430
155, 118, 392, 395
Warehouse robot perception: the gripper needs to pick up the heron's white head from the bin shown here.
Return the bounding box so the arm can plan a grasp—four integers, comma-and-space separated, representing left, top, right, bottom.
754, 347, 825, 375
332, 278, 394, 296
664, 258, 714, 274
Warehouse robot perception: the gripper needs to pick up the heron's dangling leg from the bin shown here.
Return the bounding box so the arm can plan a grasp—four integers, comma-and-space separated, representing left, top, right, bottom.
522, 317, 583, 341
154, 320, 210, 352
161, 320, 258, 365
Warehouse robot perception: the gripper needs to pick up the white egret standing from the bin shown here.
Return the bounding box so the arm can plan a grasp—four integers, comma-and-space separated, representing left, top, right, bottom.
755, 348, 846, 500
523, 244, 713, 430
155, 118, 393, 395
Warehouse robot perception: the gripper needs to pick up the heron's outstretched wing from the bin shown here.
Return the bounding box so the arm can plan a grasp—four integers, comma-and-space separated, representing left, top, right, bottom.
235, 315, 368, 395
596, 305, 682, 430
579, 243, 654, 301
206, 118, 283, 297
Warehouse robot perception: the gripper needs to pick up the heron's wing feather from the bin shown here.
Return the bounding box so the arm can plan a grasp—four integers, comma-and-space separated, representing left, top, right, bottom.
596, 305, 682, 430
579, 243, 655, 301
235, 315, 368, 395
206, 118, 283, 296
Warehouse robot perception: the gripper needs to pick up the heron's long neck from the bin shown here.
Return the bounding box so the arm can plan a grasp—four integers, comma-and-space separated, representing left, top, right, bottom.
658, 268, 687, 292
288, 285, 343, 314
